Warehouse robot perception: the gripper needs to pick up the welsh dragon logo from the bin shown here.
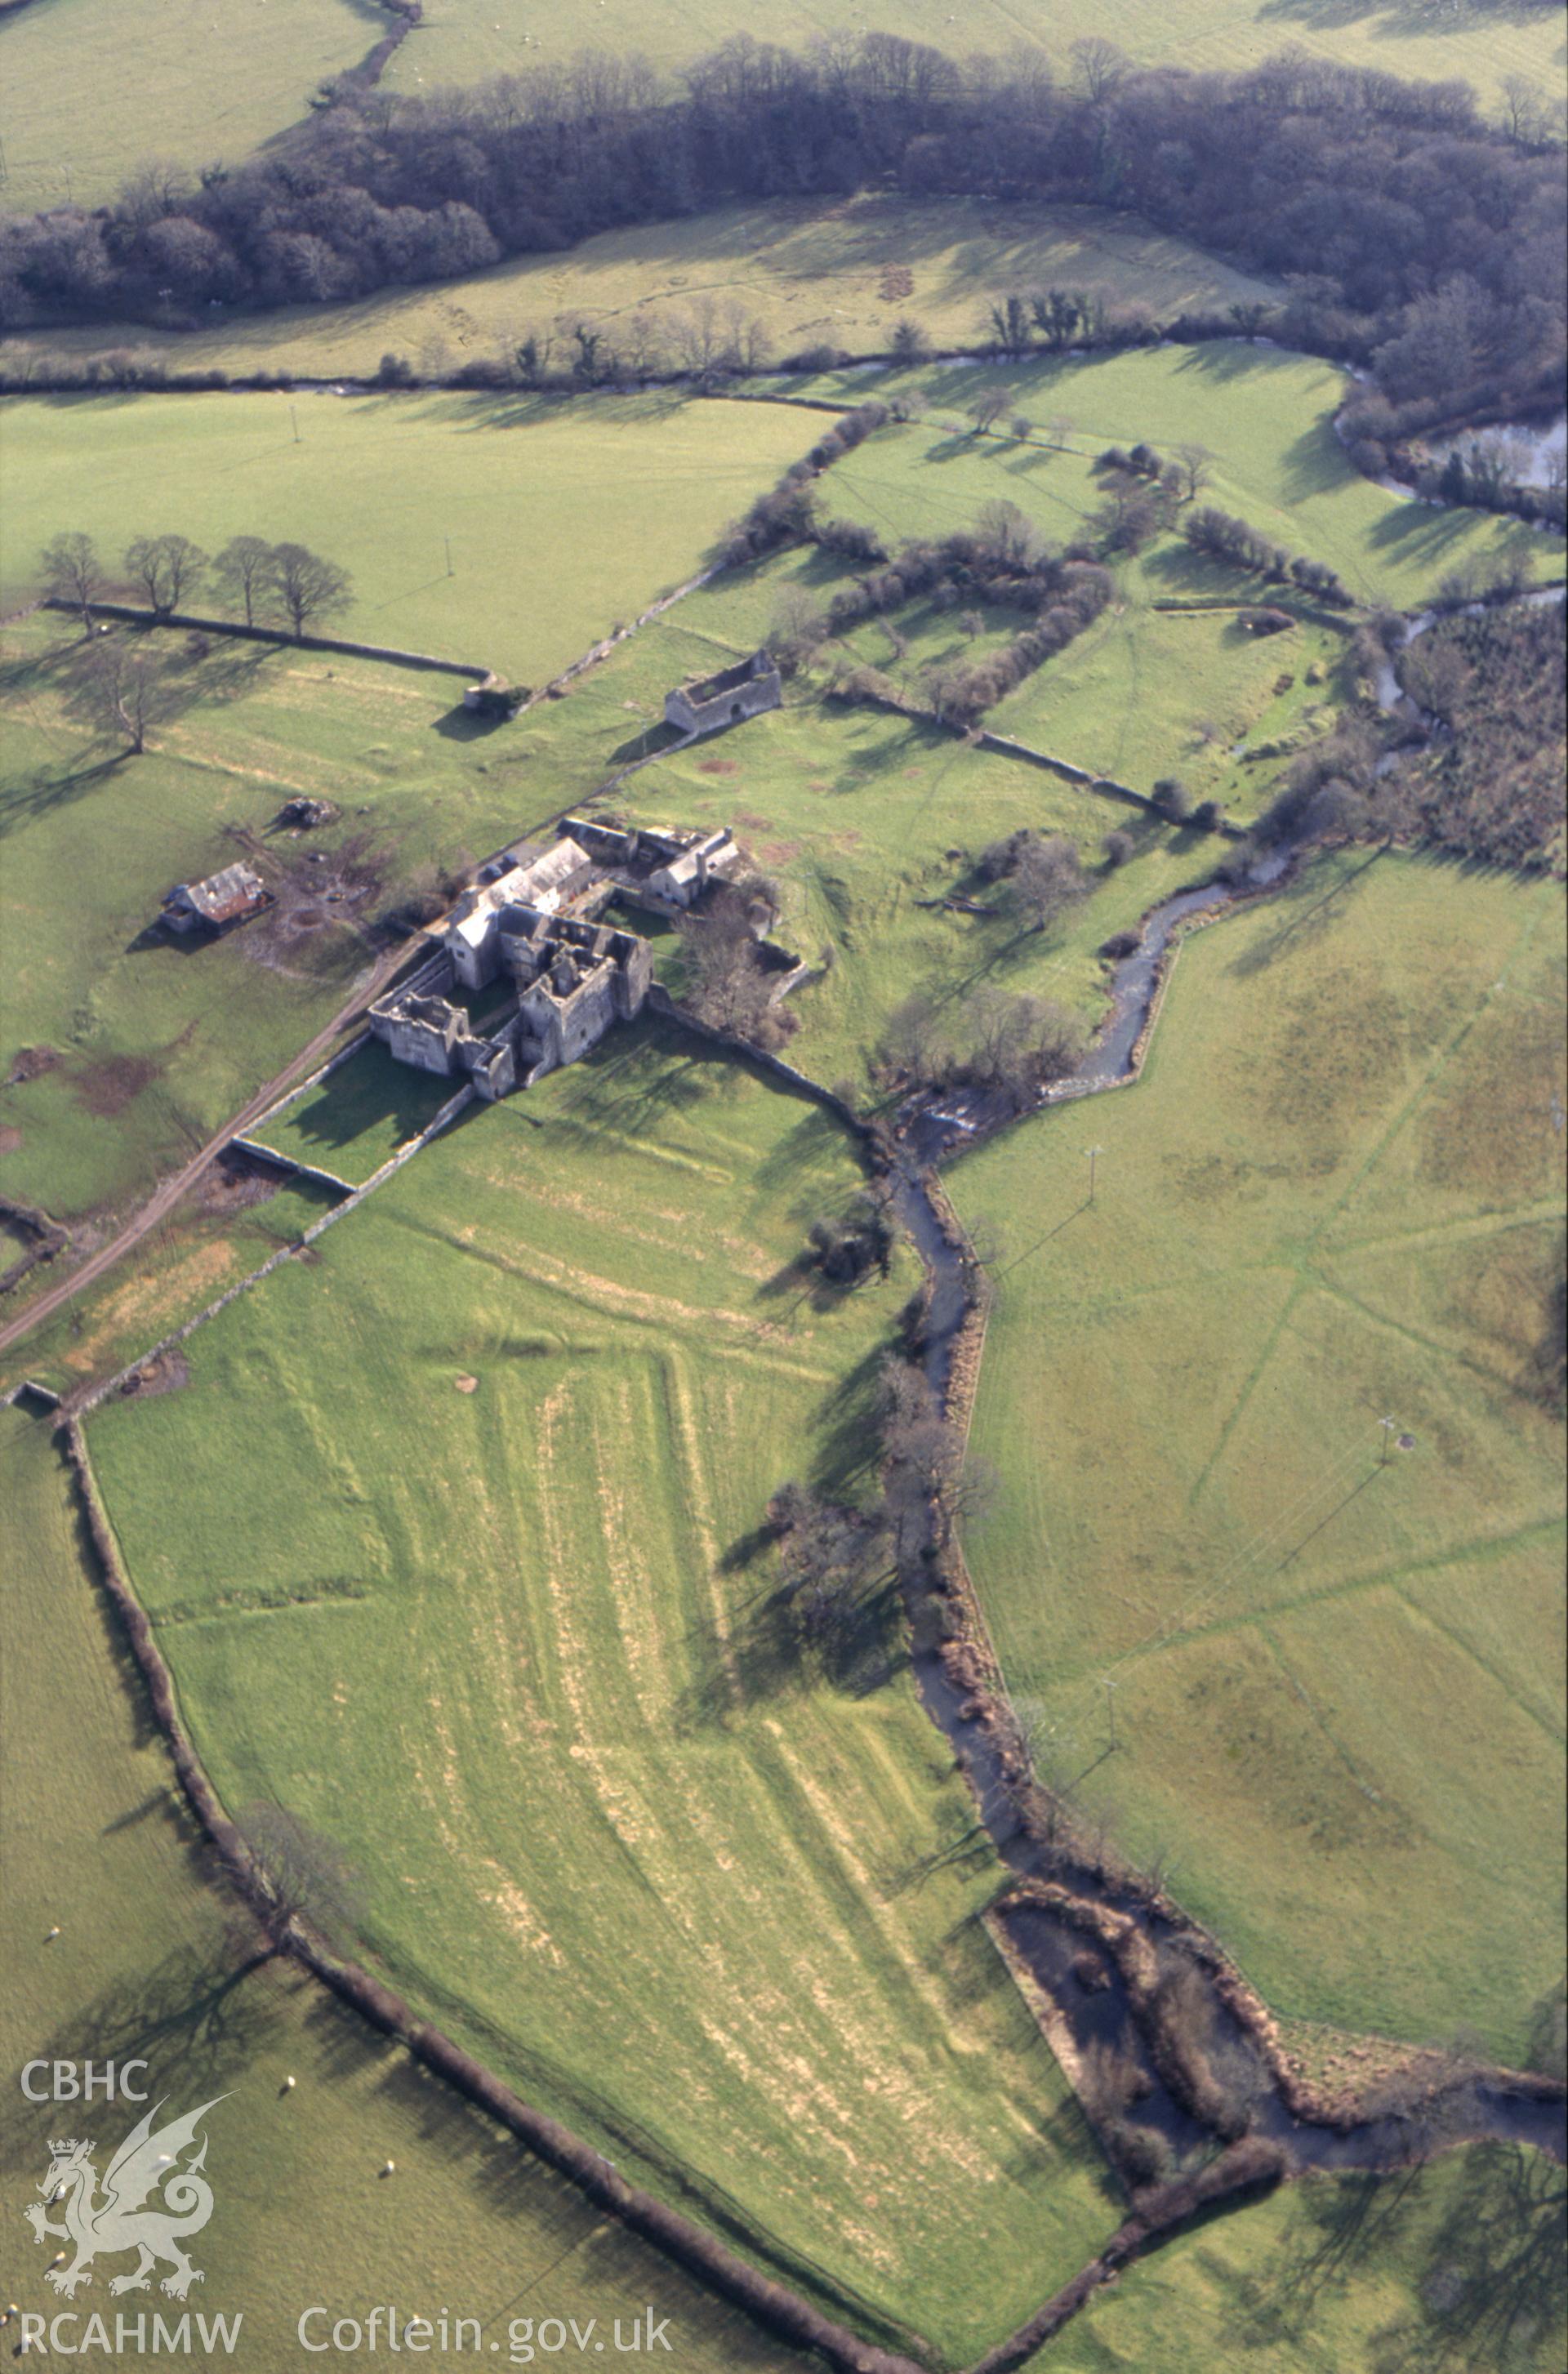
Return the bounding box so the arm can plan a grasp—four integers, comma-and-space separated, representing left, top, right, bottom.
24, 2097, 226, 2301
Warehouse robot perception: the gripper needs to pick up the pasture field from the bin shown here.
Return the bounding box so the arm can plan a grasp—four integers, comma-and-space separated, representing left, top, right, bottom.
0, 390, 816, 684
1, 194, 1279, 383
0, 1404, 822, 2373
0, 625, 377, 1224
1049, 2145, 1567, 2374
949, 851, 1567, 2064
480, 569, 1207, 1088
383, 0, 1566, 111
0, 0, 380, 213
84, 1022, 1115, 2366
0, 611, 470, 1227
807, 346, 1563, 612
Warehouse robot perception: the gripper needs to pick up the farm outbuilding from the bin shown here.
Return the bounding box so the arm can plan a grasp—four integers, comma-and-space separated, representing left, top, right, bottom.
161, 862, 270, 933
663, 649, 781, 737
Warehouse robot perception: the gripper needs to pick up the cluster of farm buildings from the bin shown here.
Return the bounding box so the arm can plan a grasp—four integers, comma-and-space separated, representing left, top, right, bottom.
156, 650, 782, 1102
368, 813, 742, 1100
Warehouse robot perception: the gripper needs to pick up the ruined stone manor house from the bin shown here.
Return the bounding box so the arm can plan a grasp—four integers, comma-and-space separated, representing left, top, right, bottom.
369, 817, 741, 1102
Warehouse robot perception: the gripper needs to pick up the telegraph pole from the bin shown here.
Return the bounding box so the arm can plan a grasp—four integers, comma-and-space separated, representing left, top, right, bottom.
1085, 1144, 1102, 1205
290, 404, 301, 444
444, 535, 453, 577
1378, 1414, 1398, 1468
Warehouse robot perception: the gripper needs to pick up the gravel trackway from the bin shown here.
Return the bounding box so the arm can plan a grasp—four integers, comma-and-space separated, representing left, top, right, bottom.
0, 946, 408, 1359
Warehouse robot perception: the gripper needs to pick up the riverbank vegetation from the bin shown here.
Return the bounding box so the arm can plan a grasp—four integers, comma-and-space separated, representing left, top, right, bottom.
3, 38, 1562, 439
1391, 596, 1567, 869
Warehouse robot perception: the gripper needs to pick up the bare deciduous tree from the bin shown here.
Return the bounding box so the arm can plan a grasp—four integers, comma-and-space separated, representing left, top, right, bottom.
1071, 38, 1128, 103
1008, 831, 1089, 932
80, 636, 171, 754
212, 534, 274, 627
268, 543, 353, 640
125, 532, 208, 617
40, 531, 102, 629
235, 1802, 366, 1958
1174, 442, 1212, 503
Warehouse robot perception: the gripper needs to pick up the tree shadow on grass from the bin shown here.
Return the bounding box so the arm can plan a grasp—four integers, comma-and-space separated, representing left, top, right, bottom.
530, 1031, 725, 1151
1223, 844, 1388, 978
0, 752, 131, 839
0, 1943, 279, 2176
1228, 2148, 1567, 2372
432, 703, 510, 742
808, 1340, 888, 1503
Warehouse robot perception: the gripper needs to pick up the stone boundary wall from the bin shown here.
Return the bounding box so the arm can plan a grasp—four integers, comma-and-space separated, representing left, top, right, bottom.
41, 597, 489, 680
534, 567, 724, 703
0, 1195, 70, 1298
298, 1081, 474, 1242
54, 1422, 929, 2374
228, 1138, 355, 1196
965, 2140, 1287, 2374
68, 1083, 474, 1419
646, 990, 875, 1147
237, 1027, 372, 1137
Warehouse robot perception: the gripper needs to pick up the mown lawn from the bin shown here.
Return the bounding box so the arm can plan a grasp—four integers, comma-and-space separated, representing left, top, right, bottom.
1050, 2144, 1566, 2374
86, 1021, 1114, 2367
0, 0, 375, 212
0, 390, 817, 684
0, 1404, 826, 2373
949, 852, 1566, 2064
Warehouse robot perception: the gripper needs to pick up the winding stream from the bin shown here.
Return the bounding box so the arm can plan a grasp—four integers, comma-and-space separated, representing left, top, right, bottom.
887, 848, 1568, 2177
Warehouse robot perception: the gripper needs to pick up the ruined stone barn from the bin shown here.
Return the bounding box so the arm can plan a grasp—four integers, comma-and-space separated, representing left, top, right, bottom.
160, 862, 270, 934
663, 649, 781, 737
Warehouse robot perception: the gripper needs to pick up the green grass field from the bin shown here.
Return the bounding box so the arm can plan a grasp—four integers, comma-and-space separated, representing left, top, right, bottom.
2, 193, 1279, 383
1, 390, 815, 683
0, 1401, 825, 2372
808, 346, 1561, 612
383, 0, 1566, 112
5, 0, 1557, 229
251, 1036, 462, 1184
0, 611, 465, 1227
0, 619, 384, 1223
1049, 2145, 1566, 2373
949, 852, 1566, 2065
0, 0, 381, 214
83, 1022, 1114, 2366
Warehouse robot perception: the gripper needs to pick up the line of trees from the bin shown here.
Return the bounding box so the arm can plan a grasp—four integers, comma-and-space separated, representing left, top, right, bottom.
40, 529, 354, 638
791, 498, 1114, 728
2, 37, 1561, 424
1181, 506, 1355, 606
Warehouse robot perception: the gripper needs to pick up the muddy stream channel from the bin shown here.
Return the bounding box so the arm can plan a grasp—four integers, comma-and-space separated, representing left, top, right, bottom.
884, 825, 1566, 2180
